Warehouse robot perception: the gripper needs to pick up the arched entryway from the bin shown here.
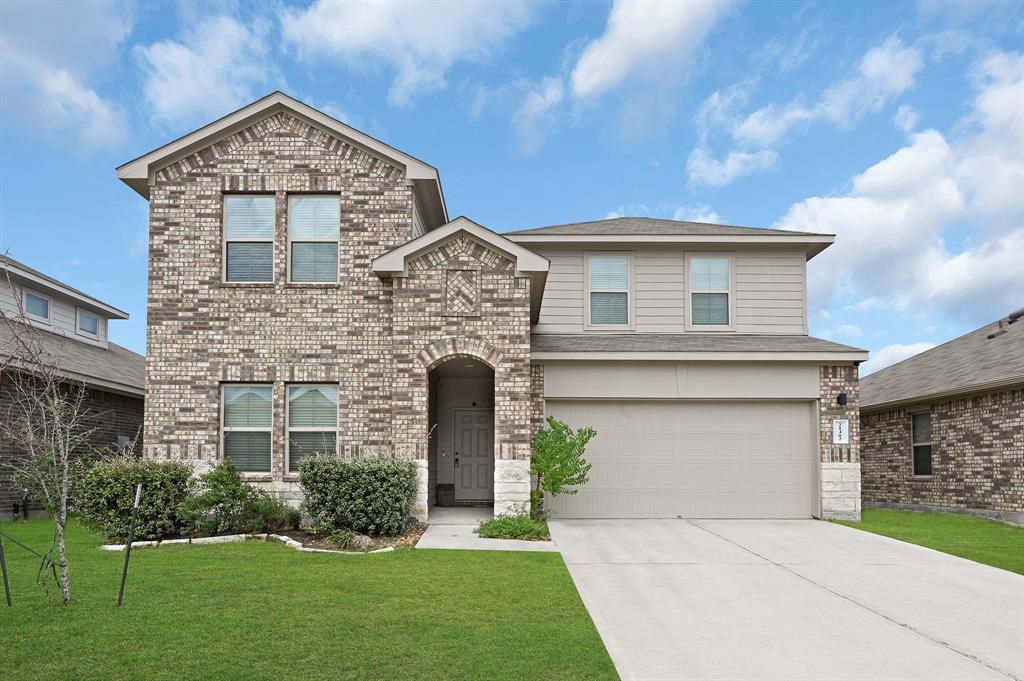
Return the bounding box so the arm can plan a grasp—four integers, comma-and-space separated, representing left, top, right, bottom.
427, 357, 495, 512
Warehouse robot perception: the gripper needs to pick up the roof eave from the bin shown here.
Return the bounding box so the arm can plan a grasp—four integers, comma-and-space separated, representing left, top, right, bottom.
1, 262, 129, 319
861, 377, 1024, 412
507, 233, 835, 257
531, 351, 868, 362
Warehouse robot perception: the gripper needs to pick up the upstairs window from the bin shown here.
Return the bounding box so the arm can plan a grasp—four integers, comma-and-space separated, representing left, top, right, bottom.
588, 255, 630, 327
24, 290, 50, 322
287, 385, 338, 472
911, 412, 932, 476
222, 385, 273, 472
689, 256, 732, 327
224, 195, 275, 282
289, 196, 340, 283
77, 309, 99, 337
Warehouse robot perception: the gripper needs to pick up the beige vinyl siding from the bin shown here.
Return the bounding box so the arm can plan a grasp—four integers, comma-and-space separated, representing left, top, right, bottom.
0, 277, 109, 348
534, 246, 806, 335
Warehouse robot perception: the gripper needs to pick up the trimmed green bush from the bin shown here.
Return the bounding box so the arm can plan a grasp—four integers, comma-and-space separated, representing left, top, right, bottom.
180, 460, 290, 535
477, 515, 550, 541
299, 457, 418, 536
76, 457, 194, 541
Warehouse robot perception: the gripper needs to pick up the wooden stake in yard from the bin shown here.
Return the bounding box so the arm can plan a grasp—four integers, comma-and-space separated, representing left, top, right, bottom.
117, 483, 142, 607
0, 532, 11, 607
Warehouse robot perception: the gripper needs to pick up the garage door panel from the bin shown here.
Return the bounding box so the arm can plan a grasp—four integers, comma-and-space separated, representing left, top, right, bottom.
546, 400, 816, 519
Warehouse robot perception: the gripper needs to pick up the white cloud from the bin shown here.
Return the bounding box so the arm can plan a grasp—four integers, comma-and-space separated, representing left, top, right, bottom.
686, 147, 777, 187
0, 0, 133, 146
570, 0, 731, 99
860, 342, 936, 376
672, 204, 723, 223
280, 0, 533, 107
136, 15, 280, 129
837, 324, 863, 338
511, 77, 564, 154
893, 104, 920, 133
604, 202, 724, 224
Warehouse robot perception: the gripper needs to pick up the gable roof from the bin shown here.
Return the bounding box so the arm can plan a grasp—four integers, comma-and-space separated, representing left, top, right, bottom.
117, 91, 447, 228
505, 217, 835, 259
531, 333, 867, 361
860, 313, 1024, 410
1, 256, 129, 319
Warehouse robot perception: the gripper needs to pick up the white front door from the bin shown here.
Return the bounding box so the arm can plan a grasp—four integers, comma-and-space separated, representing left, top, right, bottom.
454, 409, 494, 501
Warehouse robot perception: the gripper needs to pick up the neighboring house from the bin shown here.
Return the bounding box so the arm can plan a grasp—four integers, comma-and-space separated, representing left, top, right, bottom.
0, 257, 145, 518
860, 313, 1024, 524
117, 92, 868, 522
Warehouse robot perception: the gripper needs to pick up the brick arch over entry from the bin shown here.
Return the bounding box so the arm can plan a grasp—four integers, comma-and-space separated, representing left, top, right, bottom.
418, 337, 505, 372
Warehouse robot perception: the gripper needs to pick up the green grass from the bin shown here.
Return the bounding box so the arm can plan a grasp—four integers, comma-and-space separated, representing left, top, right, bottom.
0, 519, 616, 680
836, 509, 1024, 575
478, 515, 551, 541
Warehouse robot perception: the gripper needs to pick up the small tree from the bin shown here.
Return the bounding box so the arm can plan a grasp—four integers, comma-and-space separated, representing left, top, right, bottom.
530, 416, 596, 519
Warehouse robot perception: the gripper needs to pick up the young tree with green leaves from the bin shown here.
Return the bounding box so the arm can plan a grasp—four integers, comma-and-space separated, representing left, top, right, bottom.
530, 416, 596, 519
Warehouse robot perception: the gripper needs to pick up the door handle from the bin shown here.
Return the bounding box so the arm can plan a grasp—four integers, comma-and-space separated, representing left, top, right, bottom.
454, 453, 459, 468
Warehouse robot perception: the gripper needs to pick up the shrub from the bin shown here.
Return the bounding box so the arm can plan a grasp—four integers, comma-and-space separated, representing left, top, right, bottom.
531, 416, 596, 519
478, 515, 550, 541
299, 457, 418, 536
76, 457, 194, 541
180, 460, 289, 535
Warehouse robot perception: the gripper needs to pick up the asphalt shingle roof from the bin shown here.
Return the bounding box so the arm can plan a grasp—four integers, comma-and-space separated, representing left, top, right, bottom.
860, 316, 1024, 409
507, 217, 828, 237
531, 334, 864, 354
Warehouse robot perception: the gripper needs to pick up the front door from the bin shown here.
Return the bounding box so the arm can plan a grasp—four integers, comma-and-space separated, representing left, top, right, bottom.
453, 409, 494, 501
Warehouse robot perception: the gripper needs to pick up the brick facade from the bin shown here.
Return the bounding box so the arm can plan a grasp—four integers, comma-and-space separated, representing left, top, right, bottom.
861, 388, 1023, 515
819, 365, 861, 520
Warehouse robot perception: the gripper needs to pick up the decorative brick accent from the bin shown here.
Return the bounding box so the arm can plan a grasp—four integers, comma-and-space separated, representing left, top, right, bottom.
819, 365, 861, 519
444, 269, 480, 316
861, 388, 1023, 513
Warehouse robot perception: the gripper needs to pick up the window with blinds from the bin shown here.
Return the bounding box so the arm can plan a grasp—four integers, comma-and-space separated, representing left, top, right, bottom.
588, 255, 629, 326
224, 196, 275, 282
287, 385, 338, 472
222, 385, 273, 472
289, 196, 339, 283
689, 256, 731, 326
911, 412, 932, 476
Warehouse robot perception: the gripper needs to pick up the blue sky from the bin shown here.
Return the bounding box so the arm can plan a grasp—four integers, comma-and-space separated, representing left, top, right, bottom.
1, 0, 1021, 374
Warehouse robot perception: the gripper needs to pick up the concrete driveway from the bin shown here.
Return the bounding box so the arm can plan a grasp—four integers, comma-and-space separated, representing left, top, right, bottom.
550, 519, 1023, 681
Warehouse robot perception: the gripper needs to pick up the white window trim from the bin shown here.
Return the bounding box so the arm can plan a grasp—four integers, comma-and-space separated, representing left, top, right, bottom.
910, 410, 933, 477
76, 307, 100, 339
220, 384, 274, 473
285, 383, 339, 474
222, 194, 276, 284
584, 251, 634, 331
22, 288, 51, 324
684, 252, 736, 332
287, 194, 340, 284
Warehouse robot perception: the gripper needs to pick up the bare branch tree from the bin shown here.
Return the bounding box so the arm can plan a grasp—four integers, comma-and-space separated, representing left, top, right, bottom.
0, 253, 106, 604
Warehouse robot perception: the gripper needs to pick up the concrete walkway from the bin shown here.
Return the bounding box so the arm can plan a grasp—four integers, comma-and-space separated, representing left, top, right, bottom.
415, 506, 558, 552
550, 519, 1024, 681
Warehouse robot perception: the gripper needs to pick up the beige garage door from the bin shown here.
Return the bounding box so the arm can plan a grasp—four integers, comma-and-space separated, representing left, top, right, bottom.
546, 401, 817, 519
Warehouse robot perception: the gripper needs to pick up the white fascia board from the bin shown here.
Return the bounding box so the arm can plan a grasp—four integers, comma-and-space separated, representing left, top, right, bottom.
373, 217, 549, 277
2, 263, 128, 319
530, 351, 869, 362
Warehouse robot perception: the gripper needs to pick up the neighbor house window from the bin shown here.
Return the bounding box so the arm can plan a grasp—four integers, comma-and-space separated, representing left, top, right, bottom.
911, 412, 932, 476
222, 385, 273, 472
588, 255, 630, 326
688, 256, 732, 327
289, 196, 339, 283
77, 309, 99, 337
24, 290, 50, 322
224, 195, 275, 282
287, 385, 338, 472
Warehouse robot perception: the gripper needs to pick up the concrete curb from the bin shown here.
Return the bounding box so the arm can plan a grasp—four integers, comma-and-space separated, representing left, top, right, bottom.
100, 533, 397, 555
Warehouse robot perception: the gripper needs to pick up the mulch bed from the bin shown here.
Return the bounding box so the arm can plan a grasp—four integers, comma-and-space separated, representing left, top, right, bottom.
277, 522, 426, 552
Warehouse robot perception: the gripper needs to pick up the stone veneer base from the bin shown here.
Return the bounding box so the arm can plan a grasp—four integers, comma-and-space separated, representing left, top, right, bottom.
493, 459, 531, 516
820, 462, 862, 520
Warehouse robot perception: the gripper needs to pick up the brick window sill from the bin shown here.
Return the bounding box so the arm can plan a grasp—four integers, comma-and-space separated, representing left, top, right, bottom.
241, 474, 273, 482
218, 282, 275, 288
908, 475, 934, 482
284, 283, 341, 289
283, 475, 300, 483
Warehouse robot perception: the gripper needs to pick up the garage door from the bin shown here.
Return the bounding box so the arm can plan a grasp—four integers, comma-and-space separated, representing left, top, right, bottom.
546, 401, 817, 519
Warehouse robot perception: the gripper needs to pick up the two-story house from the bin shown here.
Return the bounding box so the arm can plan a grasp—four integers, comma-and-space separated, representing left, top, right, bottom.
0, 256, 145, 517
118, 92, 867, 522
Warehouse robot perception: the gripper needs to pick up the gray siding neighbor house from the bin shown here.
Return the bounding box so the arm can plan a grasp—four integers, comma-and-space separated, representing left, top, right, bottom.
860, 312, 1024, 524
117, 91, 868, 522
0, 257, 145, 518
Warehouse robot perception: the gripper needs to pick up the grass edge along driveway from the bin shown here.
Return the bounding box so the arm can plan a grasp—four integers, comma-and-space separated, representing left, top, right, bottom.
835, 508, 1024, 575
0, 519, 617, 681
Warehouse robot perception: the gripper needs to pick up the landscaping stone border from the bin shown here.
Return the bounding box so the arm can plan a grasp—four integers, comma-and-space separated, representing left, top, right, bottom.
100, 533, 395, 556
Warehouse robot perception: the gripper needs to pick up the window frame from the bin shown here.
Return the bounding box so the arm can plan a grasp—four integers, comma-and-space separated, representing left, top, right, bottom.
23, 288, 51, 324
222, 194, 276, 285
285, 383, 339, 474
584, 251, 634, 330
76, 307, 100, 339
287, 194, 340, 284
220, 383, 274, 473
685, 252, 736, 332
910, 410, 933, 477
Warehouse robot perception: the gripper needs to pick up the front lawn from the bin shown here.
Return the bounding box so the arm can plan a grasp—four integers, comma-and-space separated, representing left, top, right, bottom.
0, 519, 616, 680
835, 508, 1024, 575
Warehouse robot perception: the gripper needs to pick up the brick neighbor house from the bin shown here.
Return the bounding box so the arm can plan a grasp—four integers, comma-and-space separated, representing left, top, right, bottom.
0, 257, 145, 518
860, 312, 1024, 525
117, 92, 868, 522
